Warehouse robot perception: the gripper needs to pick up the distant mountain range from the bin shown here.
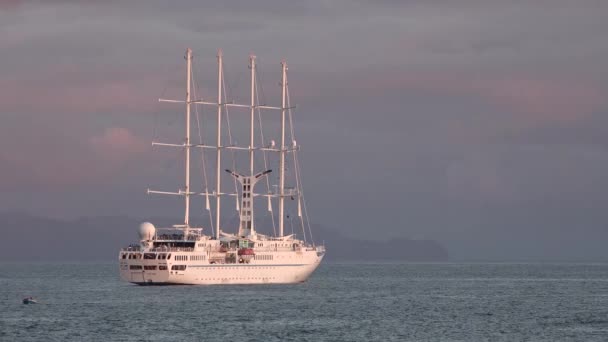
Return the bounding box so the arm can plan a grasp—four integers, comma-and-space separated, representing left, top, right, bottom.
0, 213, 448, 262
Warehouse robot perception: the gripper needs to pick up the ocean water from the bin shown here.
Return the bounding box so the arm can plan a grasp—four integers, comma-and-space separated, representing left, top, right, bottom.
1, 263, 608, 341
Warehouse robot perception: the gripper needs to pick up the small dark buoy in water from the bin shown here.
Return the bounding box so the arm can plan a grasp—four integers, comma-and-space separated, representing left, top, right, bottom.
23, 297, 38, 304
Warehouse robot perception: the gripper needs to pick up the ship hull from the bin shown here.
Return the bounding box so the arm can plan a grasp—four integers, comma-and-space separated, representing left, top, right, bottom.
119, 253, 324, 285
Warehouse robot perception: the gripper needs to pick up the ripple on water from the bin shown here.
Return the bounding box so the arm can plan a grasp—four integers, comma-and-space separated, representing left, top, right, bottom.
1, 262, 608, 341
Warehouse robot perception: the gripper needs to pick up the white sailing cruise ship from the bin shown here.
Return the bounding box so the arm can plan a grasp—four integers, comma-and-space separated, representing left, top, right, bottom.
119, 48, 325, 285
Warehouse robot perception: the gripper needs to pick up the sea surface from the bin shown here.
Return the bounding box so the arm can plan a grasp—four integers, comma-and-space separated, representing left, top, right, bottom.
1, 262, 608, 341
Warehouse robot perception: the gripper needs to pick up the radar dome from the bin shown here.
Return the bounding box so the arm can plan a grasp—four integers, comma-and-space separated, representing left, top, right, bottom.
138, 222, 156, 240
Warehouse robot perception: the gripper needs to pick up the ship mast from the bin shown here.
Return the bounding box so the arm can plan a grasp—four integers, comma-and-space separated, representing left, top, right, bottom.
152, 50, 291, 238
215, 50, 223, 240
279, 61, 287, 237
184, 48, 192, 228
249, 55, 256, 234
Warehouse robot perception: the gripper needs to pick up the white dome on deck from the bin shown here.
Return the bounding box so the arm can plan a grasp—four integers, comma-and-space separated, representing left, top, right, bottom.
138, 222, 156, 240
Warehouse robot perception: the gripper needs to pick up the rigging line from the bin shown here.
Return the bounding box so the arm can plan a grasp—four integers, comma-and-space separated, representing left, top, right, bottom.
289, 152, 307, 243
192, 64, 214, 229
299, 151, 315, 244
294, 151, 312, 243
222, 61, 240, 213
192, 61, 214, 231
285, 84, 305, 241
287, 85, 314, 244
155, 63, 184, 140
221, 61, 233, 103
254, 72, 277, 237
151, 103, 160, 144
225, 212, 240, 231
254, 64, 268, 107
158, 62, 182, 100
153, 84, 169, 143
287, 209, 295, 236
225, 66, 243, 104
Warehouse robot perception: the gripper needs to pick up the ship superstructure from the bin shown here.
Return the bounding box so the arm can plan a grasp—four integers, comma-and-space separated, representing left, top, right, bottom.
119, 48, 325, 285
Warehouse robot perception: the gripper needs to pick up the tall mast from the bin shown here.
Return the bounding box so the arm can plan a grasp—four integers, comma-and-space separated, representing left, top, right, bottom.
279, 61, 287, 237
249, 55, 256, 234
184, 48, 192, 227
215, 50, 223, 239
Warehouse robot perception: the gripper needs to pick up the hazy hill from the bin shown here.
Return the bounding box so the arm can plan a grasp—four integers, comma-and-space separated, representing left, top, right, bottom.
0, 213, 448, 262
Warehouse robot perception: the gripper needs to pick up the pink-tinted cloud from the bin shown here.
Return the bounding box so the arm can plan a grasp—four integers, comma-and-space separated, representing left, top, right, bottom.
0, 126, 149, 191
0, 65, 167, 115
478, 77, 604, 123
0, 79, 159, 115
355, 71, 606, 125
0, 0, 21, 10
89, 127, 147, 162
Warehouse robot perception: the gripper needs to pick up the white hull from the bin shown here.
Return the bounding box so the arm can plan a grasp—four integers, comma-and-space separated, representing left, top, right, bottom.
119, 250, 324, 285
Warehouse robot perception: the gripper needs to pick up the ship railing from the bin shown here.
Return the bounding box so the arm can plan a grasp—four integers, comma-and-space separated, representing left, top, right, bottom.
149, 247, 194, 252
120, 247, 195, 252
154, 234, 200, 241
121, 245, 317, 253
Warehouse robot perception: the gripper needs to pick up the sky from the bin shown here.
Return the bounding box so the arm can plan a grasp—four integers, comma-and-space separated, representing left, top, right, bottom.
1, 0, 608, 260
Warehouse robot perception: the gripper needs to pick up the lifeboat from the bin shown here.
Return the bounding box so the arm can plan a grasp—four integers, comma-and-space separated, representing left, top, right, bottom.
238, 248, 255, 256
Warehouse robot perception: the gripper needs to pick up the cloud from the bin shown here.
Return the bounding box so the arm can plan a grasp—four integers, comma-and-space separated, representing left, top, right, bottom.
339, 69, 606, 125
473, 77, 605, 123
0, 126, 149, 191
444, 144, 608, 203
445, 156, 507, 201
0, 67, 165, 116
89, 127, 147, 161
0, 0, 22, 10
